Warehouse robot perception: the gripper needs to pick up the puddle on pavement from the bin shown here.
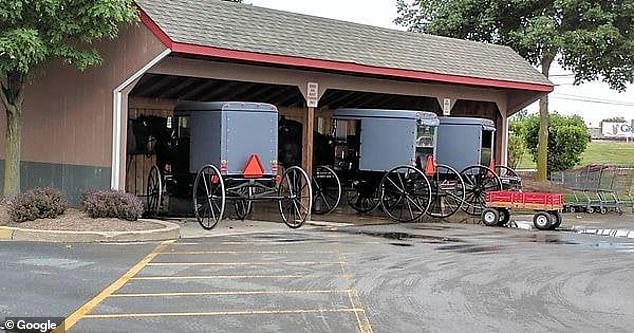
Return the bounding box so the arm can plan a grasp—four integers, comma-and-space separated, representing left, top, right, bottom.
249, 234, 324, 243
435, 244, 503, 254
390, 242, 413, 247
511, 232, 634, 252
513, 233, 581, 245
322, 229, 462, 244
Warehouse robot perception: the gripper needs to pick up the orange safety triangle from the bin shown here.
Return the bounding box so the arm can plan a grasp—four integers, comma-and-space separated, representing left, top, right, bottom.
487, 158, 496, 178
242, 154, 265, 178
424, 154, 436, 177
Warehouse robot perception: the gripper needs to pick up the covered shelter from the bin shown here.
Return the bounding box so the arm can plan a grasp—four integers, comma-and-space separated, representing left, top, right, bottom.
0, 0, 552, 203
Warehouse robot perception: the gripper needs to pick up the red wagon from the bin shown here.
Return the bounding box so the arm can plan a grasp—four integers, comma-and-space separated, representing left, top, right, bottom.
482, 191, 565, 230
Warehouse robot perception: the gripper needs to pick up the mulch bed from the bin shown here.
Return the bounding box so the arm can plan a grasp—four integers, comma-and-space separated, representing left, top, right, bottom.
0, 206, 163, 232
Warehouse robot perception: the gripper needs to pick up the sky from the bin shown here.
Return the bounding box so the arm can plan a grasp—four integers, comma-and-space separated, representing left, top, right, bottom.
247, 0, 634, 127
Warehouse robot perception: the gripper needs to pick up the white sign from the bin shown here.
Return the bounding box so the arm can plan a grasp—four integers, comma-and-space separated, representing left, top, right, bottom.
601, 121, 633, 138
307, 82, 319, 108
443, 98, 451, 116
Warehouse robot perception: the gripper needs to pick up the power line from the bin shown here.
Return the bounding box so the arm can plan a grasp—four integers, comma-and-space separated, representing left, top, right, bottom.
550, 94, 634, 106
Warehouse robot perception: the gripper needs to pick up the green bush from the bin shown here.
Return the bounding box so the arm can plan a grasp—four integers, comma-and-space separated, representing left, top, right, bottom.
7, 188, 69, 223
523, 113, 591, 174
81, 190, 144, 221
507, 132, 527, 169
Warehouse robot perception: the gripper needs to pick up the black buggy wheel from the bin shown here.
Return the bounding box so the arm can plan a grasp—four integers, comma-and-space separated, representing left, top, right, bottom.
427, 164, 466, 219
312, 166, 342, 215
380, 165, 432, 223
278, 166, 313, 229
146, 165, 163, 217
347, 181, 381, 213
460, 165, 503, 216
495, 165, 523, 191
193, 165, 226, 230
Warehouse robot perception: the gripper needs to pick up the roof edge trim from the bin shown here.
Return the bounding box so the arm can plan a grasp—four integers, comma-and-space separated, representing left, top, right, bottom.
139, 8, 173, 48
138, 8, 554, 93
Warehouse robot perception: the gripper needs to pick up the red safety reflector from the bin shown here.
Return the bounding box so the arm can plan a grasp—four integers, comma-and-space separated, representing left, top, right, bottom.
487, 159, 496, 178
211, 175, 220, 184
242, 154, 265, 179
424, 155, 436, 177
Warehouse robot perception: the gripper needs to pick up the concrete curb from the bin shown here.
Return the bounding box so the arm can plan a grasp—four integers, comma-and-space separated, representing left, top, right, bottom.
0, 219, 180, 243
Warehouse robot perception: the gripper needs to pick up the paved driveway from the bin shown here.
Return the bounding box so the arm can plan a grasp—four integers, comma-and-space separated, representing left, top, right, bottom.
2, 221, 634, 332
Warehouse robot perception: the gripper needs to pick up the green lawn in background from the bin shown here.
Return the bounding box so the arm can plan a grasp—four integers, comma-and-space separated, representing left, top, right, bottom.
516, 140, 634, 170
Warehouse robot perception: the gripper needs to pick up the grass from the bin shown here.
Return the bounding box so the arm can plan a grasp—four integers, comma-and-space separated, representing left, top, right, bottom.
516, 140, 634, 170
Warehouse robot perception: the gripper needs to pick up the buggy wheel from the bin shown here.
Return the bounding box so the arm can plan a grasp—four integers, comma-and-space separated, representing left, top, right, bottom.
193, 165, 226, 230
495, 165, 523, 191
481, 208, 500, 227
586, 206, 595, 214
146, 165, 162, 217
427, 164, 465, 219
312, 166, 342, 215
550, 211, 562, 230
533, 212, 552, 230
460, 165, 503, 216
498, 208, 511, 226
599, 206, 608, 215
347, 181, 381, 213
278, 166, 312, 229
380, 165, 432, 223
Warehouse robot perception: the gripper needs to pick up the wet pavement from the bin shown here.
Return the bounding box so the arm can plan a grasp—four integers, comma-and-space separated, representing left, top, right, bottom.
2, 221, 634, 332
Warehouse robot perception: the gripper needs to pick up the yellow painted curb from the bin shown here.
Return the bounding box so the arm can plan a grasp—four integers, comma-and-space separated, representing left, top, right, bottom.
0, 227, 15, 240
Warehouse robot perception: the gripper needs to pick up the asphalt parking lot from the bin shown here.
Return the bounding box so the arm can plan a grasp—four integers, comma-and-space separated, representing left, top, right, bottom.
2, 221, 634, 332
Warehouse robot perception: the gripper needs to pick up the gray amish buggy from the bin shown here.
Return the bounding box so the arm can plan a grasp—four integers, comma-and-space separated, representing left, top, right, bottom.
310, 109, 467, 222
436, 116, 522, 216
308, 109, 522, 222
145, 101, 312, 230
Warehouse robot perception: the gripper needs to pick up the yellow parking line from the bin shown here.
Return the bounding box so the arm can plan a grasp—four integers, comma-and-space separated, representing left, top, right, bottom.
84, 308, 365, 319
159, 250, 336, 255
110, 289, 351, 298
147, 261, 344, 266
339, 253, 374, 333
130, 274, 304, 280
53, 240, 175, 333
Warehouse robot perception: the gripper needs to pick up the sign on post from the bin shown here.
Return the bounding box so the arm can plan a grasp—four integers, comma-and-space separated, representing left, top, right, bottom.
307, 82, 319, 108
443, 98, 451, 116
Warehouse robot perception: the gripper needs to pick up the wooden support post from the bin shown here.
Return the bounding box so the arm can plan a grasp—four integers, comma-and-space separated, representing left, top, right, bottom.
302, 107, 315, 219
302, 107, 315, 177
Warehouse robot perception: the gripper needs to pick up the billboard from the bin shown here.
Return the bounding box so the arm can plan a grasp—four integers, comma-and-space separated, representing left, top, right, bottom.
601, 121, 634, 138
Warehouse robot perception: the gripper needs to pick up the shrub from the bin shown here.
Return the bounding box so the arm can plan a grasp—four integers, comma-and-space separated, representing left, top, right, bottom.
521, 113, 591, 174
81, 190, 144, 221
8, 188, 69, 223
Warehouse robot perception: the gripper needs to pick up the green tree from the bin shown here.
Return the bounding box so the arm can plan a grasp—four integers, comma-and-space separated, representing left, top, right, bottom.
395, 0, 634, 181
523, 113, 591, 174
0, 0, 137, 197
508, 112, 532, 168
507, 132, 527, 169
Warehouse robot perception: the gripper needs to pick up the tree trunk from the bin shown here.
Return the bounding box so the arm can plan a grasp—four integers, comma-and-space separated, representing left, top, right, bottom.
536, 56, 554, 182
0, 72, 25, 197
